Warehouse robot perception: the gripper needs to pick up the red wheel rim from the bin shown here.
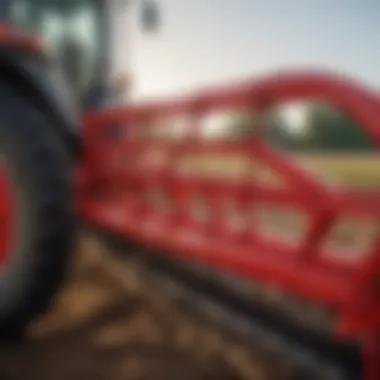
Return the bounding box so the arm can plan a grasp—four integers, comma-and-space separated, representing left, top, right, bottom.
0, 167, 14, 270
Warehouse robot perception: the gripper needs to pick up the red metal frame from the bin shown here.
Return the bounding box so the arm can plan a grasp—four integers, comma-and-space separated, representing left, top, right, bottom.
78, 69, 380, 380
0, 23, 45, 54
0, 167, 15, 270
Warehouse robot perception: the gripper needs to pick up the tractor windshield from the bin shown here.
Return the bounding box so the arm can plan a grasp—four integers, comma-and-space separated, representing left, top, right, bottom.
9, 0, 105, 102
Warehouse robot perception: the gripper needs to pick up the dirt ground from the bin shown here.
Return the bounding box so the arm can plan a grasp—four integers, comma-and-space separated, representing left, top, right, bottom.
0, 233, 269, 380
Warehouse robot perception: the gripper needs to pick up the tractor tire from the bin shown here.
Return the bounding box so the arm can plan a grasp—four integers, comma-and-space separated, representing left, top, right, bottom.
0, 87, 74, 341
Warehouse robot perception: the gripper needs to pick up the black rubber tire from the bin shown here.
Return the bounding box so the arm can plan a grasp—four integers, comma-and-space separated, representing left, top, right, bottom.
0, 87, 74, 340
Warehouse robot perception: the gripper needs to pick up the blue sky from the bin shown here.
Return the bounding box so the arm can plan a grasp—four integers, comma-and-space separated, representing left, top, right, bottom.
125, 0, 380, 100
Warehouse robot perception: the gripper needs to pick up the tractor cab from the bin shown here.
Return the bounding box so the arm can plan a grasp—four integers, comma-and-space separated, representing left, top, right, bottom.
0, 0, 159, 109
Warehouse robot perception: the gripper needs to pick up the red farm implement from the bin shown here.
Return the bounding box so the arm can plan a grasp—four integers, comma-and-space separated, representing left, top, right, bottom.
76, 71, 380, 380
0, 3, 378, 379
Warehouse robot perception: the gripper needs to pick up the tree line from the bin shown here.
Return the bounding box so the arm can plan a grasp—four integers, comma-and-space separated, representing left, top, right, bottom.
265, 102, 376, 152
224, 102, 376, 152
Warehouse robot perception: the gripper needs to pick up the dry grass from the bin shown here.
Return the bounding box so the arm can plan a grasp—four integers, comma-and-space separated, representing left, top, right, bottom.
152, 149, 380, 196
164, 151, 380, 189
292, 153, 380, 188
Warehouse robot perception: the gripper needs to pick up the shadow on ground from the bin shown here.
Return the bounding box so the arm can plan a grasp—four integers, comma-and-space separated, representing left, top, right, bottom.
0, 298, 241, 380
0, 236, 254, 380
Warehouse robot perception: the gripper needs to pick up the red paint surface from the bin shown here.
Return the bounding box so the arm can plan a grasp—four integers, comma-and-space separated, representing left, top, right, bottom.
0, 167, 14, 270
78, 70, 380, 379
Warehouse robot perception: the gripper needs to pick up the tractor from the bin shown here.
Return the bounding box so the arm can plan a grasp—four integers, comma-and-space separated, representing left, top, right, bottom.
0, 1, 378, 379
0, 0, 155, 110
0, 0, 158, 337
